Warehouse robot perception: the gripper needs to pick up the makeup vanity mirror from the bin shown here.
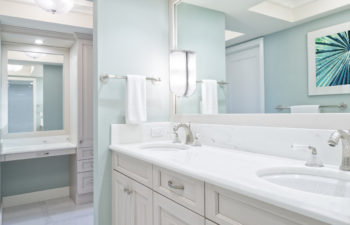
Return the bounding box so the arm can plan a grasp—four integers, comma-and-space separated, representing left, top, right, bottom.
169, 0, 350, 123
1, 44, 70, 136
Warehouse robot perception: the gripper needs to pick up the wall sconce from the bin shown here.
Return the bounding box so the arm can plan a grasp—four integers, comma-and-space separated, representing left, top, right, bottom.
169, 50, 197, 97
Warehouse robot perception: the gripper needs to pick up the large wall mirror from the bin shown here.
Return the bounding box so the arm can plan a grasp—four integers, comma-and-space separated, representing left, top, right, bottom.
171, 0, 350, 116
2, 44, 69, 136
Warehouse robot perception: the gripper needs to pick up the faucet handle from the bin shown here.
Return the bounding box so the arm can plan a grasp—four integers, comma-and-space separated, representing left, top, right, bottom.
173, 128, 181, 143
192, 133, 201, 147
291, 144, 323, 167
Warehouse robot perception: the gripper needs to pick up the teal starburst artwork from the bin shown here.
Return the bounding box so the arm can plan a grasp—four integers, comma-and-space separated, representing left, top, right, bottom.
315, 31, 350, 87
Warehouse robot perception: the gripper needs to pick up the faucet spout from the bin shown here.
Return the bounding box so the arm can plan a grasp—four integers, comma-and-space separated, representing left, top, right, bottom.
173, 123, 194, 145
328, 130, 350, 171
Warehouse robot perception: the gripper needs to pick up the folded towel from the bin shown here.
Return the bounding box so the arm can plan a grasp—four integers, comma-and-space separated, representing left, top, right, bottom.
290, 105, 320, 113
126, 75, 147, 124
201, 80, 218, 114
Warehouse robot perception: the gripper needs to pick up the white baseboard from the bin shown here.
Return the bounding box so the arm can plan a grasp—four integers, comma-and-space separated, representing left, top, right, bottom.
3, 186, 69, 208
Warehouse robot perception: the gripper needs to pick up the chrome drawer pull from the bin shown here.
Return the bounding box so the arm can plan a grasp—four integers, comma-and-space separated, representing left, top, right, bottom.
168, 180, 184, 190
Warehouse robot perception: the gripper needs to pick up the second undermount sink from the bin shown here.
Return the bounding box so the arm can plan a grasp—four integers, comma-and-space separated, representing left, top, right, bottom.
139, 143, 190, 152
257, 167, 350, 198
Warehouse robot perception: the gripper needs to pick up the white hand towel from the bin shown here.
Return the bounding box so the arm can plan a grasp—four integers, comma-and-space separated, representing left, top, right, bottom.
126, 75, 147, 124
290, 105, 320, 113
201, 80, 218, 114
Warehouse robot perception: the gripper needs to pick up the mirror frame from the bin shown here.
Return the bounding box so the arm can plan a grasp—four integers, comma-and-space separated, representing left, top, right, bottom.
169, 0, 350, 129
1, 42, 70, 138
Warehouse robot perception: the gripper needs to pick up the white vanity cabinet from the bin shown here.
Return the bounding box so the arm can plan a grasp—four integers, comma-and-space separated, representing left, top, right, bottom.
112, 171, 153, 225
153, 192, 205, 225
205, 184, 328, 225
111, 152, 329, 225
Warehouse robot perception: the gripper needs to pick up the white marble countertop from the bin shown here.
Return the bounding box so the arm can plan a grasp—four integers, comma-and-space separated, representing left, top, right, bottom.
110, 141, 350, 225
1, 142, 77, 155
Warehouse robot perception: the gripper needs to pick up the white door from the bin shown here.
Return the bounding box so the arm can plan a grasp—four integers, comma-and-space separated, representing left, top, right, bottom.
112, 171, 152, 225
154, 192, 205, 225
226, 38, 264, 113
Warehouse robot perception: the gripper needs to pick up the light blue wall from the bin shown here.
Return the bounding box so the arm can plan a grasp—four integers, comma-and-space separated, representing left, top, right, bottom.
264, 10, 350, 113
94, 0, 169, 224
176, 3, 226, 114
1, 156, 70, 196
43, 64, 63, 130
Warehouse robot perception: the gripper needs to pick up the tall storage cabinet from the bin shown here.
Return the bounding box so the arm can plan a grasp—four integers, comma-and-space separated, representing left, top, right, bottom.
70, 36, 94, 204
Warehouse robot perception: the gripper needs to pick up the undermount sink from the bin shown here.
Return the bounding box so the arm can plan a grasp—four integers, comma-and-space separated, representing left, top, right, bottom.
139, 143, 190, 151
257, 167, 350, 198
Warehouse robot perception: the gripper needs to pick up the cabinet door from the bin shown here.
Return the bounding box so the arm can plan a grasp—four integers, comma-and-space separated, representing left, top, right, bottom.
112, 171, 152, 225
154, 192, 205, 225
78, 40, 93, 148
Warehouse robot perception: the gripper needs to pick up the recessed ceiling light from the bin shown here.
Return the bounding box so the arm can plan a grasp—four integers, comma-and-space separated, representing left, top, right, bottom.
35, 39, 44, 45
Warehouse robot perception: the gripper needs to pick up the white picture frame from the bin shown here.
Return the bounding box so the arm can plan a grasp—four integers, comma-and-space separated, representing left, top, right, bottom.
308, 21, 350, 96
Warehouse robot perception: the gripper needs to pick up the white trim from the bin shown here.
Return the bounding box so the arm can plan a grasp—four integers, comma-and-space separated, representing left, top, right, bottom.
225, 38, 265, 113
2, 186, 69, 208
169, 0, 181, 121
308, 21, 350, 96
1, 43, 70, 138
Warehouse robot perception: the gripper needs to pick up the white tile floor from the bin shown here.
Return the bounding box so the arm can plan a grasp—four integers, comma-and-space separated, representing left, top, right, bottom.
3, 197, 93, 225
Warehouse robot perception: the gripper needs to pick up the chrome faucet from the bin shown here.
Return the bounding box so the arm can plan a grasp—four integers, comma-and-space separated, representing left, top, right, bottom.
328, 130, 350, 171
173, 123, 194, 145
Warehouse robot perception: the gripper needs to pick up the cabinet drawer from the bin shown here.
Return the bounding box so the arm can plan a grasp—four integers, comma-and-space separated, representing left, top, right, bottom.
77, 147, 93, 160
205, 184, 329, 225
77, 159, 93, 172
153, 166, 204, 215
113, 153, 152, 188
154, 192, 205, 225
77, 172, 93, 194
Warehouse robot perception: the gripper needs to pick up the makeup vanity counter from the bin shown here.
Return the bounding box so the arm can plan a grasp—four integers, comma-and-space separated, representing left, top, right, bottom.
110, 141, 350, 225
0, 138, 76, 162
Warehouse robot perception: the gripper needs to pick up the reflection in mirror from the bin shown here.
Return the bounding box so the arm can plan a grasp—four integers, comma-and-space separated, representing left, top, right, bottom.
174, 1, 350, 115
7, 50, 64, 133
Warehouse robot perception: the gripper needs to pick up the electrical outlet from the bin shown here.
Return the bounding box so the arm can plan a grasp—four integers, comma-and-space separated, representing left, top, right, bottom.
151, 127, 164, 137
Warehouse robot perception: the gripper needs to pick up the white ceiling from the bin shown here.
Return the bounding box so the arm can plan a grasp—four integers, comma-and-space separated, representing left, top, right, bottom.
268, 0, 315, 9
183, 0, 350, 46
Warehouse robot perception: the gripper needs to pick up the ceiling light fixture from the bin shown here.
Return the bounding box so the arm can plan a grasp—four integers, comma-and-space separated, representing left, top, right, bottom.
35, 39, 44, 45
34, 0, 74, 14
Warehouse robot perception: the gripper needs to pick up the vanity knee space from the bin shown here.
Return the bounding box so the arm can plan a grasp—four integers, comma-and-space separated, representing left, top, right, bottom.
112, 152, 328, 225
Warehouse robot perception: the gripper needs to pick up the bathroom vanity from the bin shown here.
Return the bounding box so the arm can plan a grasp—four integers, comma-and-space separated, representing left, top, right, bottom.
109, 124, 350, 225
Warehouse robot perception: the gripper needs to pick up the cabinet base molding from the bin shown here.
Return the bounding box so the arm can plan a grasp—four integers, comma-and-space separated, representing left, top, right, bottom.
71, 192, 93, 205
2, 186, 69, 208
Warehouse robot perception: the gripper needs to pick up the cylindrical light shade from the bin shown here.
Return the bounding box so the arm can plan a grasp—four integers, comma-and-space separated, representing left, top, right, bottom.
34, 0, 74, 14
169, 50, 197, 97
